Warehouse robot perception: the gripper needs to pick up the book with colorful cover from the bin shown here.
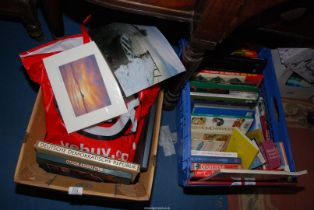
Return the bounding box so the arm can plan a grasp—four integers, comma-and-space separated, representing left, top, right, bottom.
191, 150, 238, 158
192, 104, 255, 118
225, 127, 259, 169
191, 162, 241, 171
191, 113, 254, 135
262, 140, 281, 170
190, 155, 242, 164
192, 69, 264, 86
190, 80, 259, 92
190, 163, 242, 179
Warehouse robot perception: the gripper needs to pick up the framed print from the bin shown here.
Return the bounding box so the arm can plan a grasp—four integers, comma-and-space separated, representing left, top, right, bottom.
43, 41, 127, 133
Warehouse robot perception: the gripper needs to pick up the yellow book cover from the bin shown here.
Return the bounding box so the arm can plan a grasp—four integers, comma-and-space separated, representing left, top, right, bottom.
226, 127, 259, 169
246, 128, 265, 144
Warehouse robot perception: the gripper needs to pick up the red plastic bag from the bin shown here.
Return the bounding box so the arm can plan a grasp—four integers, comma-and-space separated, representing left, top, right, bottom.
20, 28, 160, 162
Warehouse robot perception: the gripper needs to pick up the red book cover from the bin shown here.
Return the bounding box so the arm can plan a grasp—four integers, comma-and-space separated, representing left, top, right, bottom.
262, 140, 281, 169
190, 163, 241, 178
197, 69, 264, 86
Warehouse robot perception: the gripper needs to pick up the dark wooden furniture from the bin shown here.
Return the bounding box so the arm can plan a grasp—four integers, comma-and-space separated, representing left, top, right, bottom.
43, 0, 289, 109
0, 0, 64, 39
0, 0, 42, 39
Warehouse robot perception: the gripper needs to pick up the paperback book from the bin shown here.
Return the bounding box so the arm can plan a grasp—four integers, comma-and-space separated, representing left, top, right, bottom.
225, 127, 259, 169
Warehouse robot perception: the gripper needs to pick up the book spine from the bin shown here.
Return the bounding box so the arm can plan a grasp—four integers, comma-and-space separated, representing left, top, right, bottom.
197, 69, 264, 85
191, 150, 238, 157
191, 162, 241, 171
191, 115, 254, 134
35, 141, 140, 175
192, 106, 255, 118
262, 141, 281, 170
190, 90, 258, 100
276, 142, 290, 172
190, 81, 259, 92
190, 93, 257, 105
36, 153, 133, 183
190, 156, 242, 164
190, 163, 241, 179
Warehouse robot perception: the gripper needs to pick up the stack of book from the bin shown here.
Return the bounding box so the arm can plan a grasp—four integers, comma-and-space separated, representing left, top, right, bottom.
187, 63, 307, 185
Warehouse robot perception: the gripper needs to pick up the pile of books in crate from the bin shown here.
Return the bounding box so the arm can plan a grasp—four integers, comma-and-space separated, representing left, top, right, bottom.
184, 54, 307, 186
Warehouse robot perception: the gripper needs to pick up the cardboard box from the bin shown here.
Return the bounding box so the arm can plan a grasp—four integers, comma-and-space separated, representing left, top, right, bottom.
14, 89, 163, 201
271, 49, 314, 100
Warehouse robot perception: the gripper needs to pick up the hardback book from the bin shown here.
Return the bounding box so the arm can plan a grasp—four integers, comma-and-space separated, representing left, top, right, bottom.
225, 127, 259, 169
191, 112, 254, 135
262, 140, 281, 170
190, 163, 242, 180
192, 104, 255, 119
190, 80, 259, 92
190, 155, 242, 164
35, 141, 140, 181
190, 95, 258, 107
192, 69, 264, 86
191, 150, 238, 158
133, 101, 157, 172
190, 90, 259, 103
191, 162, 241, 171
36, 152, 133, 184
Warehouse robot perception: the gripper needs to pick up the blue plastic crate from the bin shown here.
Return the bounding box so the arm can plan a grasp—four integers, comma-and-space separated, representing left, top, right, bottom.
176, 48, 296, 187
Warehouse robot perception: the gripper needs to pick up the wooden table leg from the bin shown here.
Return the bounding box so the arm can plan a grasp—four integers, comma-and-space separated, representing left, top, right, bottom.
20, 0, 43, 40
41, 0, 64, 38
163, 38, 215, 110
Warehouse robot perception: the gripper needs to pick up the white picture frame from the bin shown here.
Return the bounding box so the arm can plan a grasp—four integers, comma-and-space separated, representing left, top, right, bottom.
43, 41, 128, 133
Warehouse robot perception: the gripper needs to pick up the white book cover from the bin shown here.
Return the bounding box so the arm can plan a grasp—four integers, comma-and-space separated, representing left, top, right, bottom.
43, 41, 128, 133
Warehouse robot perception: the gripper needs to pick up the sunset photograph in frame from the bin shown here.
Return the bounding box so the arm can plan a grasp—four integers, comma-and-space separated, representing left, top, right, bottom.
43, 41, 127, 133
59, 54, 111, 117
